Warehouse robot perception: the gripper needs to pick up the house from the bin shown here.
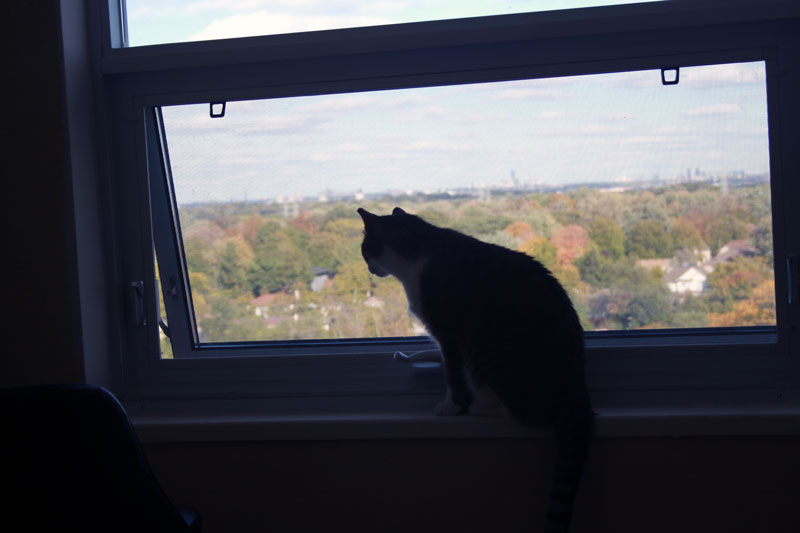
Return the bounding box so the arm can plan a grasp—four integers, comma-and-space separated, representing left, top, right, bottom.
310, 266, 334, 292
665, 265, 708, 295
710, 239, 757, 265
251, 292, 279, 317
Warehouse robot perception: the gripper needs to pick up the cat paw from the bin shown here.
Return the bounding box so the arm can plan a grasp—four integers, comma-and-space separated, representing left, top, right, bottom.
434, 399, 465, 416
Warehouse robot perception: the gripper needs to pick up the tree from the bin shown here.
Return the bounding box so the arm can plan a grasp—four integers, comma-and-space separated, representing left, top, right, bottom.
751, 216, 773, 266
240, 214, 264, 245
708, 279, 775, 326
621, 190, 670, 230
587, 217, 625, 259
586, 261, 672, 329
452, 205, 512, 236
626, 220, 673, 258
523, 209, 560, 239
704, 213, 750, 256
308, 231, 349, 271
575, 246, 615, 287
670, 217, 705, 252
551, 224, 591, 266
519, 237, 558, 270
249, 226, 312, 295
331, 260, 372, 302
704, 256, 772, 313
503, 221, 536, 243
546, 193, 577, 225
183, 235, 217, 278
216, 237, 254, 293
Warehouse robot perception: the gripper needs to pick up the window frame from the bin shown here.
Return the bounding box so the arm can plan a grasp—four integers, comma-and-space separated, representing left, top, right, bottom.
99, 0, 800, 415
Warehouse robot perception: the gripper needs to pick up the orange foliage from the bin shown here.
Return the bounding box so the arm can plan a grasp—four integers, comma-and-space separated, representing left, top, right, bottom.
504, 221, 536, 242
241, 214, 264, 245
551, 224, 591, 266
708, 279, 776, 327
289, 212, 320, 235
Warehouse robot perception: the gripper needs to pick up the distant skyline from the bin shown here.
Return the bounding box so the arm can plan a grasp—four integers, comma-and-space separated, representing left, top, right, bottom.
161, 62, 769, 204
127, 2, 769, 204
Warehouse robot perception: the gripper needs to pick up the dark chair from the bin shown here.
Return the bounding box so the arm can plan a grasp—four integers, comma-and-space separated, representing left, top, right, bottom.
1, 384, 200, 532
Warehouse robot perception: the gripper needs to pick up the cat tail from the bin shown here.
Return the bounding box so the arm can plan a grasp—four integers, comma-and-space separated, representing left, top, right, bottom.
543, 401, 594, 533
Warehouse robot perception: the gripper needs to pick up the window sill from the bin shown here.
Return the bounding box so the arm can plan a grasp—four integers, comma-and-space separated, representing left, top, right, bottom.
132, 406, 800, 444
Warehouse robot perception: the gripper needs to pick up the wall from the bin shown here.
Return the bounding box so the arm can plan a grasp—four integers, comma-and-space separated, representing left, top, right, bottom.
5, 1, 86, 386
145, 436, 800, 533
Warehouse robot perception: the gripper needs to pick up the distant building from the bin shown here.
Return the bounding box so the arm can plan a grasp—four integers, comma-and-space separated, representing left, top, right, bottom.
635, 258, 671, 272
251, 292, 279, 317
711, 240, 756, 265
665, 265, 708, 295
364, 296, 384, 309
311, 267, 334, 292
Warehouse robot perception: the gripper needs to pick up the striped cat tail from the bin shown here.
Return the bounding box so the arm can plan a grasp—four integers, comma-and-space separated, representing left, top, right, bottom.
543, 404, 594, 533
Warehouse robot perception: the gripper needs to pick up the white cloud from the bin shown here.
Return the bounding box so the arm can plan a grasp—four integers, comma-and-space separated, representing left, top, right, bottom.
492, 87, 567, 101
298, 95, 377, 114
684, 103, 743, 117
682, 62, 765, 87
187, 11, 390, 41
537, 110, 566, 120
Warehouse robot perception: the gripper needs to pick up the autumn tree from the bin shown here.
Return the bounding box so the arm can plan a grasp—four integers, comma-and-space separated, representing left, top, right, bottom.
216, 237, 254, 293
626, 220, 673, 258
575, 246, 615, 287
704, 256, 773, 313
751, 216, 773, 266
546, 193, 577, 225
551, 224, 591, 266
587, 217, 625, 260
584, 259, 671, 329
519, 237, 558, 270
670, 217, 705, 252
708, 279, 775, 326
503, 221, 536, 243
704, 213, 750, 255
248, 224, 312, 295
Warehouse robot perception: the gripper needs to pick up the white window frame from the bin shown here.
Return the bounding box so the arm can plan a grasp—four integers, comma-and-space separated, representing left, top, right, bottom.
94, 0, 800, 424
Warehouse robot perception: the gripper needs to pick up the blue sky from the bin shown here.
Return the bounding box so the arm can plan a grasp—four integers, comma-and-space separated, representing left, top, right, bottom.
128, 2, 769, 203
126, 1, 663, 46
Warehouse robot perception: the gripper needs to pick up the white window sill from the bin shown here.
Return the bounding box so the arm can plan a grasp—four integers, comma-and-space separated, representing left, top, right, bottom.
132, 407, 800, 444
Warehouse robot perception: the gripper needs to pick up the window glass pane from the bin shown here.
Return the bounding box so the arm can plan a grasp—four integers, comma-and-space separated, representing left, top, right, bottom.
158, 61, 774, 344
125, 0, 663, 47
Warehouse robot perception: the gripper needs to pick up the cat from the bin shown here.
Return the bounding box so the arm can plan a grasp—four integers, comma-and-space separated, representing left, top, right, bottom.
358, 206, 593, 533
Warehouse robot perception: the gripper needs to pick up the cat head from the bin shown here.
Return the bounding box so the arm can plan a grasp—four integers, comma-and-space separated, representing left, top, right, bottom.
357, 207, 427, 278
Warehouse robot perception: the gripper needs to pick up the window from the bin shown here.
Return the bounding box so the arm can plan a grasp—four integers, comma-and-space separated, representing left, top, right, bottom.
122, 0, 665, 47
101, 0, 800, 413
155, 62, 773, 350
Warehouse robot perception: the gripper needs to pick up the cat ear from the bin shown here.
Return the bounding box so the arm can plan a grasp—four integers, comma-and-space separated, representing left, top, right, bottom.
357, 208, 378, 226
392, 207, 407, 216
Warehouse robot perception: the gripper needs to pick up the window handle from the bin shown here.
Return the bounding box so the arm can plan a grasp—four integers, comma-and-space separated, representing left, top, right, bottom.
788, 255, 799, 305
394, 350, 442, 371
130, 281, 147, 326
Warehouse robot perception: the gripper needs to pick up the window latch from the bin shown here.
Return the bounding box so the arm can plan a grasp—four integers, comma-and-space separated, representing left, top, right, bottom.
661, 67, 680, 85
130, 281, 147, 326
210, 101, 226, 118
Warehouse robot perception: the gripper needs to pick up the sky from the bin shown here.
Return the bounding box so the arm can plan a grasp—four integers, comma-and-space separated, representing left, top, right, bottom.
126, 2, 770, 203
125, 1, 664, 46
